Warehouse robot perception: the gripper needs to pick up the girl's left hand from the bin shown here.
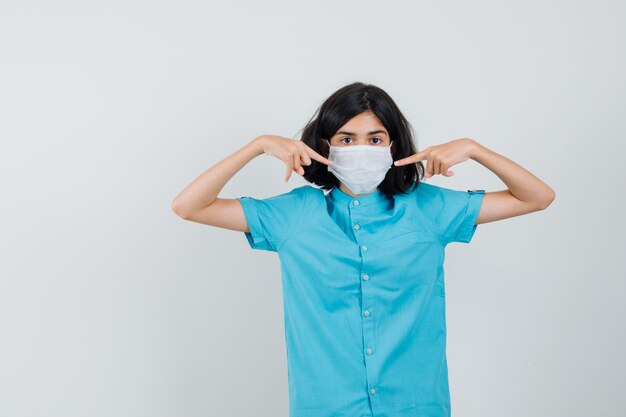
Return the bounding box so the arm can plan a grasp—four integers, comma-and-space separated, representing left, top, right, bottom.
393, 138, 476, 178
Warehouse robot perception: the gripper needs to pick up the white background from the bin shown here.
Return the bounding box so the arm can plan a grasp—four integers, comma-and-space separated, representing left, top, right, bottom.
1, 1, 624, 416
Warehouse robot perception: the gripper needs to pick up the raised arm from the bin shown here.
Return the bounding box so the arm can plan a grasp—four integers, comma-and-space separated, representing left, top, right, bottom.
171, 135, 331, 232
393, 138, 556, 224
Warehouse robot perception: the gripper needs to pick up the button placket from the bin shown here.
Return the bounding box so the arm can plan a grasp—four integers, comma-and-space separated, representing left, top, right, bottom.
351, 199, 379, 410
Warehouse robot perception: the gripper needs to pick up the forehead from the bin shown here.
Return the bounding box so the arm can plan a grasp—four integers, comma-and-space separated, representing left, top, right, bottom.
336, 111, 386, 133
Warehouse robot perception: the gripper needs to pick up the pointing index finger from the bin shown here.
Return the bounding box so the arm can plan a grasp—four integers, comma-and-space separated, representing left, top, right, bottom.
394, 150, 426, 166
306, 147, 332, 166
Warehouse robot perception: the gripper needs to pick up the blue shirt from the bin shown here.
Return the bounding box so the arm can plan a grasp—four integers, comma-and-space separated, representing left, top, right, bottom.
237, 181, 485, 417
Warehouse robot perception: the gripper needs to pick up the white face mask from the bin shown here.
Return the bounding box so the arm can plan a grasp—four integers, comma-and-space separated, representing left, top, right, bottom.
326, 140, 394, 195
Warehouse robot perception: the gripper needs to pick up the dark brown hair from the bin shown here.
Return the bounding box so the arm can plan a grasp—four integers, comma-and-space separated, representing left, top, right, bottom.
297, 81, 425, 198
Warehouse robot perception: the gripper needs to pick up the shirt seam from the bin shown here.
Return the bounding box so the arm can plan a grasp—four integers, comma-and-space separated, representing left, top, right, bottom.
275, 186, 308, 252
453, 190, 485, 243
412, 197, 447, 249
238, 197, 265, 248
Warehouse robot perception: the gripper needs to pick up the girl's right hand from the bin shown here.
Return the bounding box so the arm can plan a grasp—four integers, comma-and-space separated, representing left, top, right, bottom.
256, 135, 332, 182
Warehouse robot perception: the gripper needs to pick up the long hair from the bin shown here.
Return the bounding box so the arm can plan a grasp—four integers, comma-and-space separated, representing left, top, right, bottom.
297, 82, 425, 198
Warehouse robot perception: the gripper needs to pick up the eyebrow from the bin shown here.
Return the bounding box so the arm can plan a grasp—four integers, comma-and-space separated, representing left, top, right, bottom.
335, 130, 388, 136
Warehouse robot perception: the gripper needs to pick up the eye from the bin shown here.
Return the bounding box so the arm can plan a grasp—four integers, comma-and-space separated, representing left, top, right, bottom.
340, 137, 353, 144
371, 138, 383, 144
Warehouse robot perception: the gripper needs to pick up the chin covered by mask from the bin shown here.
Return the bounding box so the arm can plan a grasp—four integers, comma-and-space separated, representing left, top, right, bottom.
326, 140, 394, 195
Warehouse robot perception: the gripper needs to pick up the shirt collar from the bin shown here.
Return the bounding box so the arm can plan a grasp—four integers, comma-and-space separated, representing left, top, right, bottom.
329, 186, 390, 208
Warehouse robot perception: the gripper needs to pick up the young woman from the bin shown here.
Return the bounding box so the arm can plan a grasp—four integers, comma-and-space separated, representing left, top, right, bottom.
171, 82, 555, 417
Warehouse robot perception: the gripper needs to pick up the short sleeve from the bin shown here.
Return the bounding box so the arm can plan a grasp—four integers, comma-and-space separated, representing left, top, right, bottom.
237, 185, 309, 252
415, 183, 485, 245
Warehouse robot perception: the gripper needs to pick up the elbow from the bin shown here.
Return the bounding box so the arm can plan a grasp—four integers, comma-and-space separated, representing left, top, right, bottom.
537, 188, 556, 210
171, 199, 192, 220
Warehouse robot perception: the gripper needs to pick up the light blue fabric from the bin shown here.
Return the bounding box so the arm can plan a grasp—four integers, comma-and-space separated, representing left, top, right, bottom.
238, 181, 485, 417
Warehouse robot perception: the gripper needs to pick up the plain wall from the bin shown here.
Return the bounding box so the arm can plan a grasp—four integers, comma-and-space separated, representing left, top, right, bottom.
1, 1, 624, 416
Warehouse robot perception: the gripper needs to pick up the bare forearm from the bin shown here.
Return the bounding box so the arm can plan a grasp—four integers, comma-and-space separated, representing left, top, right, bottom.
171, 136, 265, 213
468, 139, 555, 208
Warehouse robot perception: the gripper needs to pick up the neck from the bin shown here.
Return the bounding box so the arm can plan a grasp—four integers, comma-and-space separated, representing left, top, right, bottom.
339, 183, 378, 198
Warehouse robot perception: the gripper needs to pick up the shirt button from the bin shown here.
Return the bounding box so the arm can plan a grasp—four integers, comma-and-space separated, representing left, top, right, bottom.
363, 310, 370, 317
363, 274, 369, 281
366, 348, 373, 355
370, 388, 376, 395
353, 223, 360, 230
353, 200, 360, 206
361, 245, 368, 251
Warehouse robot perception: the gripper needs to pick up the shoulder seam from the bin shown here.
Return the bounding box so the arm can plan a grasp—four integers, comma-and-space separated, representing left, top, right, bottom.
275, 186, 308, 252
414, 183, 447, 249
